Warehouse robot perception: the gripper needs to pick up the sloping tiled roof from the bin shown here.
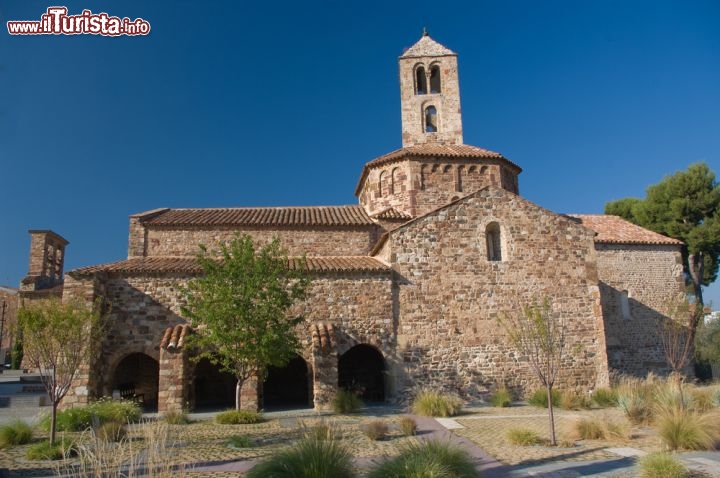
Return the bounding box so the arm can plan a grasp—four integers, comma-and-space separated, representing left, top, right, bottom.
569, 215, 683, 245
371, 208, 413, 220
138, 206, 375, 227
355, 144, 520, 196
68, 256, 390, 277
400, 33, 456, 58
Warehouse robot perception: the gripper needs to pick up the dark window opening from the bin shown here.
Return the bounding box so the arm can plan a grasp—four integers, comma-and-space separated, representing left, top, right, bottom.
112, 353, 159, 412
486, 222, 502, 262
263, 354, 312, 410
416, 66, 427, 95
425, 106, 438, 133
430, 65, 441, 93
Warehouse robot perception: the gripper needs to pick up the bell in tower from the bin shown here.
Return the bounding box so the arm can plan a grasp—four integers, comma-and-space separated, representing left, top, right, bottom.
399, 30, 463, 147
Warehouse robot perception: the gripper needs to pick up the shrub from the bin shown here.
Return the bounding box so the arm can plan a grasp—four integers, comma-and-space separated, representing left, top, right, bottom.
655, 406, 715, 451
411, 390, 463, 417
300, 421, 338, 441
0, 420, 33, 448
331, 389, 363, 414
215, 410, 263, 425
247, 436, 355, 478
26, 438, 75, 460
616, 376, 657, 425
573, 418, 605, 440
398, 416, 417, 436
637, 452, 687, 478
163, 410, 191, 425
94, 421, 127, 442
591, 387, 618, 408
506, 428, 543, 446
560, 390, 592, 410
489, 387, 512, 407
688, 385, 715, 412
227, 435, 253, 448
526, 388, 560, 408
361, 419, 388, 441
41, 399, 142, 432
367, 439, 478, 478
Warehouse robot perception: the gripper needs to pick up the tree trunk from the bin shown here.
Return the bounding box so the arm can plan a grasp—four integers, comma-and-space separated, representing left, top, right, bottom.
50, 401, 58, 445
688, 252, 705, 346
235, 378, 244, 411
546, 384, 557, 446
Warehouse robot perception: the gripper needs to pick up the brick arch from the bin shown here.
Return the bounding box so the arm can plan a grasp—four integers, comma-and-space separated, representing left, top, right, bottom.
338, 343, 386, 401
109, 351, 159, 410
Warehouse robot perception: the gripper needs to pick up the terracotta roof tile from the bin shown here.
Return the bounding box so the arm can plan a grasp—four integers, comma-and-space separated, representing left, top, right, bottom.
355, 144, 520, 196
160, 324, 191, 351
68, 256, 390, 277
569, 215, 683, 245
310, 322, 335, 355
371, 208, 413, 220
140, 205, 375, 227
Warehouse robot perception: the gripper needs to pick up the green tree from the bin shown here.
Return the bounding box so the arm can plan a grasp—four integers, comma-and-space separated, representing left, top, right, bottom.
695, 315, 720, 364
605, 162, 720, 342
182, 235, 308, 411
498, 298, 565, 446
18, 299, 101, 445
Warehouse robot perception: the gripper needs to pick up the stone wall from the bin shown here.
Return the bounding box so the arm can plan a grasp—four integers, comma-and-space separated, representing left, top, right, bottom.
386, 186, 609, 399
594, 243, 685, 376
138, 226, 379, 258
0, 288, 18, 366
358, 159, 519, 219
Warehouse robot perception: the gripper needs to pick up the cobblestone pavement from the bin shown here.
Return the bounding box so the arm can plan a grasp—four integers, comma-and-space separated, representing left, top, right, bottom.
2, 404, 720, 477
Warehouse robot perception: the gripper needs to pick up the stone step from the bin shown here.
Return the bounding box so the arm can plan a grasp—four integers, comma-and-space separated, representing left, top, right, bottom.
0, 394, 49, 408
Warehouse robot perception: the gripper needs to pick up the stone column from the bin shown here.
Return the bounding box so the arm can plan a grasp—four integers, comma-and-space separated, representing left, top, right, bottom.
158, 348, 187, 413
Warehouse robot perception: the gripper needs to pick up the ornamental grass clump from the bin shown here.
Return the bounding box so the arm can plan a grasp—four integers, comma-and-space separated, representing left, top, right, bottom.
506, 427, 543, 446
215, 409, 263, 424
247, 436, 355, 478
26, 438, 75, 460
559, 390, 592, 410
411, 390, 463, 417
489, 386, 512, 407
331, 389, 363, 414
398, 416, 418, 436
591, 387, 618, 408
526, 388, 560, 408
361, 419, 388, 441
0, 420, 33, 448
638, 452, 687, 478
367, 439, 478, 478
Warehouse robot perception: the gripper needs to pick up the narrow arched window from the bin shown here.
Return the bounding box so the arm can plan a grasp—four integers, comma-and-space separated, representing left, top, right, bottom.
620, 290, 631, 320
486, 222, 502, 262
391, 167, 399, 195
430, 65, 441, 93
456, 165, 464, 192
425, 106, 437, 133
378, 171, 385, 197
415, 66, 427, 95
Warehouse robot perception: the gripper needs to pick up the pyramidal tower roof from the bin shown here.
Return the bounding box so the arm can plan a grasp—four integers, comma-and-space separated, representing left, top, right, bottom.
400, 30, 456, 59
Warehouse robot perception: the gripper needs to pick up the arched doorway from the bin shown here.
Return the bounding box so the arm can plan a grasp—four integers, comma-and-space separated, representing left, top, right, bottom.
193, 358, 235, 411
262, 354, 312, 410
111, 353, 159, 411
338, 344, 385, 401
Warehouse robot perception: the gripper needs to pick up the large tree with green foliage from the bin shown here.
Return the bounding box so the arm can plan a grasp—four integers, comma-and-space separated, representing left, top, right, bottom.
182, 235, 308, 410
605, 162, 720, 338
18, 298, 102, 445
499, 298, 565, 446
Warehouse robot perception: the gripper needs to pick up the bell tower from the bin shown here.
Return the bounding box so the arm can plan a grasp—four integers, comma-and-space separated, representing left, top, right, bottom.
399, 30, 463, 147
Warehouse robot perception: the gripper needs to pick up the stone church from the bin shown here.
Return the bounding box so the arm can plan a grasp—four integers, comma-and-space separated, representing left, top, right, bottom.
20, 33, 684, 412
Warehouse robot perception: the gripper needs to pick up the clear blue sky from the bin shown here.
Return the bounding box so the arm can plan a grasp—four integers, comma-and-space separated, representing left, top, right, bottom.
1, 1, 719, 305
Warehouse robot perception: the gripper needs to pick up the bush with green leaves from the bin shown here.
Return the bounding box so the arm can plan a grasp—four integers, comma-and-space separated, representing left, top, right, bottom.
26, 438, 75, 460
526, 388, 561, 408
0, 420, 33, 448
489, 387, 512, 407
411, 390, 463, 417
215, 410, 263, 425
398, 416, 417, 436
506, 428, 543, 446
367, 439, 478, 478
247, 436, 355, 478
361, 419, 388, 441
40, 399, 141, 432
638, 452, 687, 478
331, 389, 363, 414
591, 387, 618, 408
